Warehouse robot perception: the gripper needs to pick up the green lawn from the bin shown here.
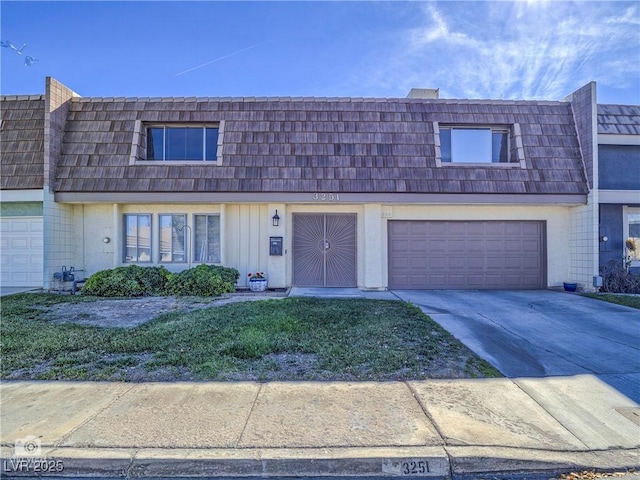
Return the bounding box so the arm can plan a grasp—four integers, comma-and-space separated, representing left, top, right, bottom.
1, 293, 501, 381
582, 293, 640, 310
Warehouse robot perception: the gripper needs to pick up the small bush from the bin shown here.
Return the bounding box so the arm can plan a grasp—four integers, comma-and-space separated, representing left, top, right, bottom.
216, 266, 242, 287
166, 264, 239, 296
600, 260, 640, 294
82, 264, 239, 297
82, 265, 171, 297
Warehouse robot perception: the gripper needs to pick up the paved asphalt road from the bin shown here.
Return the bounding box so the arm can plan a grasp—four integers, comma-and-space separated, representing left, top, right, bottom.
392, 290, 640, 403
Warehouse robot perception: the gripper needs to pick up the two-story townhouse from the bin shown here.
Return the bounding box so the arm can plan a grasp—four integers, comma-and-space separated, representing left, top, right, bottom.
2, 77, 627, 292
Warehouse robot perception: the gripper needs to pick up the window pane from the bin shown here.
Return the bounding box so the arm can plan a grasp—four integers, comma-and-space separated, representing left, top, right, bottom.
160, 215, 186, 262
165, 127, 204, 160
452, 128, 492, 163
194, 215, 220, 263
125, 215, 138, 262
492, 131, 509, 163
172, 215, 186, 262
207, 215, 221, 263
159, 215, 171, 262
146, 125, 218, 161
194, 215, 207, 262
629, 212, 640, 263
439, 128, 452, 163
138, 215, 151, 262
125, 214, 151, 262
206, 128, 219, 161
147, 128, 164, 160
184, 128, 204, 160
166, 127, 187, 160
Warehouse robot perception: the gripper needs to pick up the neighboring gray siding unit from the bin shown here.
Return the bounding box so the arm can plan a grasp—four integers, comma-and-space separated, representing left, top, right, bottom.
598, 104, 640, 135
56, 97, 588, 196
599, 204, 624, 267
599, 145, 640, 190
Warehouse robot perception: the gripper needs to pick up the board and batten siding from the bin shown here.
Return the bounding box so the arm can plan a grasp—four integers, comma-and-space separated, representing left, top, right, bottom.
78, 202, 575, 290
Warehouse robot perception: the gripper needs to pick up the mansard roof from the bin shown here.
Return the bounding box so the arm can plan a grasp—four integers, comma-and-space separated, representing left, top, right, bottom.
0, 95, 45, 190
53, 96, 588, 196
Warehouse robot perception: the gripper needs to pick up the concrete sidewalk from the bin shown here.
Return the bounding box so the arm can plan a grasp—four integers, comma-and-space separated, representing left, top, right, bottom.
1, 377, 638, 478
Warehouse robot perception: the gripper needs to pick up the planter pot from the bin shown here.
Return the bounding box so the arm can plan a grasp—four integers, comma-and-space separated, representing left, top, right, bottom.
249, 278, 267, 292
563, 282, 578, 292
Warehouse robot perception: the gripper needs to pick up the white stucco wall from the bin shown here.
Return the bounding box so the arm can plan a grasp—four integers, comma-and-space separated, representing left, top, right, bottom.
363, 204, 385, 290
80, 204, 117, 275
568, 191, 599, 292
43, 189, 77, 289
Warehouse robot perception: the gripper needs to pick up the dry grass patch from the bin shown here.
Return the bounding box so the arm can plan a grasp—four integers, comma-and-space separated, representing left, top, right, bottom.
1, 294, 501, 381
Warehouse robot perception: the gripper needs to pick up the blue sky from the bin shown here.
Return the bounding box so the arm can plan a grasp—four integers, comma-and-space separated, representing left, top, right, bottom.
1, 1, 639, 104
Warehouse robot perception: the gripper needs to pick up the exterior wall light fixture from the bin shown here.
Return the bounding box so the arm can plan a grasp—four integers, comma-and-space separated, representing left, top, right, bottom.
102, 237, 111, 243
272, 210, 280, 227
600, 235, 609, 242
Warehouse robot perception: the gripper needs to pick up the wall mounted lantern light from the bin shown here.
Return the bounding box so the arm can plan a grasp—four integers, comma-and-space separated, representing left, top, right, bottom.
102, 237, 111, 244
272, 210, 280, 227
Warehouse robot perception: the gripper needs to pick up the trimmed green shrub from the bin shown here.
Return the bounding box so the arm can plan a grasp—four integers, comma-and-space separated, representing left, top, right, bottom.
218, 265, 242, 286
82, 265, 171, 297
166, 264, 240, 296
82, 264, 239, 297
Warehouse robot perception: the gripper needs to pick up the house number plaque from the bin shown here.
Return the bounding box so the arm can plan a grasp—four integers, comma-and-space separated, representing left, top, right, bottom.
381, 457, 447, 477
312, 193, 340, 201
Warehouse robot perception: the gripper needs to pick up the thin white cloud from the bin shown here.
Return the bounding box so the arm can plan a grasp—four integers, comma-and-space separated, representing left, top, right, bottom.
176, 41, 269, 77
356, 1, 639, 100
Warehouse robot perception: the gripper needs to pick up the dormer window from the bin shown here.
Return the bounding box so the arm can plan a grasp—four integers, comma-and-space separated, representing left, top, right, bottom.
146, 125, 219, 161
439, 126, 511, 164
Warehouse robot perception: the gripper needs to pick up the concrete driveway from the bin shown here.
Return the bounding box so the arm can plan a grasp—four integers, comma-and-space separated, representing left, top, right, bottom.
0, 286, 40, 297
392, 290, 640, 402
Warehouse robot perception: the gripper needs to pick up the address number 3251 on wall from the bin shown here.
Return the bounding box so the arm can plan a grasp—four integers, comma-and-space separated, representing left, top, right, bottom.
312, 193, 341, 201
381, 458, 447, 477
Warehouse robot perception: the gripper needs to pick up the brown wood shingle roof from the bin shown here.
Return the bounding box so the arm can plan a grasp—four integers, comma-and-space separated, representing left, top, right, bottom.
0, 96, 45, 190
27, 96, 591, 195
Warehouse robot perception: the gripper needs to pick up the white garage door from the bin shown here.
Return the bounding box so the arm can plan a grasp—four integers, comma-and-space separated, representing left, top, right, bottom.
1, 217, 44, 287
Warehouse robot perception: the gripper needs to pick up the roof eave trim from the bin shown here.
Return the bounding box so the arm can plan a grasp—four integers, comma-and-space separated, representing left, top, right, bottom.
598, 133, 640, 146
54, 192, 588, 206
0, 189, 45, 202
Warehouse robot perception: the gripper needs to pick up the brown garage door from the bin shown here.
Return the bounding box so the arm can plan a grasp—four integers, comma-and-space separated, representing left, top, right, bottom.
388, 221, 545, 289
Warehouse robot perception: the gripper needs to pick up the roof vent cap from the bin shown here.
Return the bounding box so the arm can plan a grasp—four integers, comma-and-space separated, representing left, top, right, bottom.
407, 88, 439, 99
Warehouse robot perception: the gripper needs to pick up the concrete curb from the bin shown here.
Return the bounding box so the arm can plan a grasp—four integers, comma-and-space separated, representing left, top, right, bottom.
2, 446, 638, 478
